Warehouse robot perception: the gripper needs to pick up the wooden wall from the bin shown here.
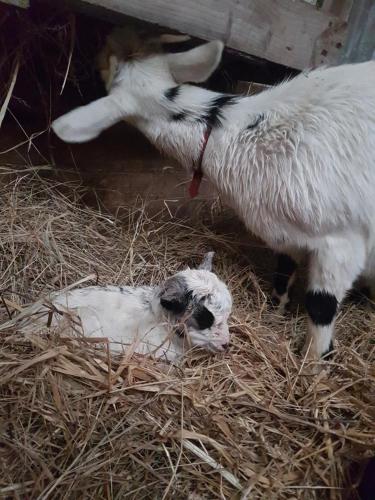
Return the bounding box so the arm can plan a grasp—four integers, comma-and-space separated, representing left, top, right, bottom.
74, 0, 353, 69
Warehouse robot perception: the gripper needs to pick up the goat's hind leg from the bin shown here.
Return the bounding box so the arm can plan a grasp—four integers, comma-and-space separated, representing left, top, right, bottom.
303, 234, 366, 366
271, 250, 301, 313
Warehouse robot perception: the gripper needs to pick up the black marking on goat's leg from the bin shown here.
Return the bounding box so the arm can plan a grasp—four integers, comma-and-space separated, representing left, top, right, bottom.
305, 290, 338, 326
165, 86, 181, 101
347, 285, 371, 306
272, 253, 297, 311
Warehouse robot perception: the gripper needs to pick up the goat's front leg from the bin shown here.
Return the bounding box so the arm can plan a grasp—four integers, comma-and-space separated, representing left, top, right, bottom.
271, 250, 300, 313
302, 235, 366, 366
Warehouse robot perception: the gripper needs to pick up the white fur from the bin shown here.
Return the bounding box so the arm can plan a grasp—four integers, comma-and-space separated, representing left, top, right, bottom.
52, 38, 375, 361
15, 262, 232, 363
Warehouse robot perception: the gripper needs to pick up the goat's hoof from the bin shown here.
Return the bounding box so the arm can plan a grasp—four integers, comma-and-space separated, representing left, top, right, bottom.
301, 360, 332, 377
301, 361, 323, 376
268, 293, 290, 316
300, 342, 334, 376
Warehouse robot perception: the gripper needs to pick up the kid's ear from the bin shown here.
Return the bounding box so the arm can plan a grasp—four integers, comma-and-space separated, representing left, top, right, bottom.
167, 40, 224, 83
197, 251, 215, 271
52, 93, 136, 143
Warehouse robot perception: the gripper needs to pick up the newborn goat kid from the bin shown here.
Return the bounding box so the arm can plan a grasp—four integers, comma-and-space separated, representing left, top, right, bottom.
18, 252, 232, 362
52, 28, 375, 363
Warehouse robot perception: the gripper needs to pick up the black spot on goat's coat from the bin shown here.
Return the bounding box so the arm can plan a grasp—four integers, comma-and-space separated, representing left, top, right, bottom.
170, 93, 239, 127
165, 86, 181, 101
305, 290, 338, 326
202, 94, 239, 127
171, 111, 189, 121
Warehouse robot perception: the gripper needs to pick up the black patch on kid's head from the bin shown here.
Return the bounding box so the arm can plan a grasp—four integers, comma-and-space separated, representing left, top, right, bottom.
193, 304, 215, 330
160, 297, 187, 314
159, 275, 191, 315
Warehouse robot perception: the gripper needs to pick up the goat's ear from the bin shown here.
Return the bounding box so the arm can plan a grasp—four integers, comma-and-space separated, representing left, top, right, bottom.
198, 251, 215, 271
159, 276, 190, 315
52, 96, 125, 143
166, 40, 224, 83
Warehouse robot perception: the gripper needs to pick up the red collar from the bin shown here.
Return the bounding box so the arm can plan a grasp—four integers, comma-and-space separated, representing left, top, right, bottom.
188, 126, 212, 198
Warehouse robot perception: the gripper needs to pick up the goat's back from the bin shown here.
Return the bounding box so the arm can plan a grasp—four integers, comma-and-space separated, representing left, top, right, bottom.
209, 61, 375, 247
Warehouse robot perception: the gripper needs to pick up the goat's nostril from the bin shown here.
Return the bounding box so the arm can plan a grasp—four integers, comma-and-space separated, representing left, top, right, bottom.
222, 343, 229, 350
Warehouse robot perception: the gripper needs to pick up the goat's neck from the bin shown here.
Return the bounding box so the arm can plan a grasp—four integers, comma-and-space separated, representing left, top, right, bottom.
136, 85, 230, 171
120, 286, 182, 353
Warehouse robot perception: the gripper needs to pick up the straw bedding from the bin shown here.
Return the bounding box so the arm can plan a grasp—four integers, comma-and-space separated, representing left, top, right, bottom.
0, 171, 374, 499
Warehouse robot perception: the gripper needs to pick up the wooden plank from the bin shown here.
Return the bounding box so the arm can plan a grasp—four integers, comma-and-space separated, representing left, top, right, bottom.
228, 0, 351, 69
79, 0, 230, 42
77, 0, 351, 69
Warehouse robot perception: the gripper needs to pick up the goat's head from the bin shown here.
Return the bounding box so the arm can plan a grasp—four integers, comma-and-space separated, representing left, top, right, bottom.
158, 252, 232, 353
52, 26, 224, 143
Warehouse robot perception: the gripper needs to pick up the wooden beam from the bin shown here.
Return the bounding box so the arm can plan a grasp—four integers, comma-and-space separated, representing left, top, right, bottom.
75, 0, 352, 69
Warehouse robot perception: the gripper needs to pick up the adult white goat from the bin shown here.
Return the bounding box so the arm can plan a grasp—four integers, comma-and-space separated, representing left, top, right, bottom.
13, 252, 232, 362
52, 27, 375, 364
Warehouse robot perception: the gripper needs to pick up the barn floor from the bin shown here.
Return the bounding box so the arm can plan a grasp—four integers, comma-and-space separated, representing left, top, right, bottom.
1, 116, 375, 499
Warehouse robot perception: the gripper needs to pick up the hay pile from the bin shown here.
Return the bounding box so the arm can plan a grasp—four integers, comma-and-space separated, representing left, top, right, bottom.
0, 171, 374, 499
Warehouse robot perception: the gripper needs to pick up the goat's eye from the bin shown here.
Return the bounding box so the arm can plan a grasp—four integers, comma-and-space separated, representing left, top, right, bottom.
193, 306, 214, 330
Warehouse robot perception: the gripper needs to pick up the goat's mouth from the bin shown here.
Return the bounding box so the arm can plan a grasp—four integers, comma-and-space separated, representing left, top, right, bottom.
208, 343, 225, 353
207, 341, 230, 353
